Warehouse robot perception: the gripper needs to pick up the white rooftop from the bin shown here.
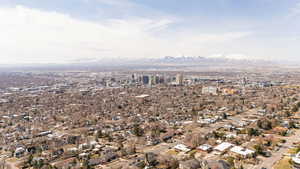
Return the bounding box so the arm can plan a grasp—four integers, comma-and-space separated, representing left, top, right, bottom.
293, 152, 300, 164
135, 94, 150, 98
230, 146, 255, 156
226, 133, 237, 138
174, 144, 191, 153
214, 142, 233, 152
197, 144, 212, 151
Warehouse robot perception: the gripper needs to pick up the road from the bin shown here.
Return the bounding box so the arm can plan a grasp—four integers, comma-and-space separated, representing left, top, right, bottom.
0, 157, 19, 169
252, 129, 300, 169
5, 161, 19, 169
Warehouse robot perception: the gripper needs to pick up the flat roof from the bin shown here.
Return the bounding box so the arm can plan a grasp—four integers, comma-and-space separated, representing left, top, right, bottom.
230, 146, 254, 156
214, 142, 233, 152
293, 152, 300, 164
174, 144, 191, 152
197, 144, 212, 151
135, 94, 150, 98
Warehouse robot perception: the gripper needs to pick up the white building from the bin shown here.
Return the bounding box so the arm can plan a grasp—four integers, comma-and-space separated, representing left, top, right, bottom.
230, 146, 255, 158
15, 147, 25, 158
202, 86, 218, 95
197, 144, 213, 152
214, 142, 233, 152
176, 74, 183, 85
135, 94, 150, 98
226, 133, 237, 139
292, 152, 300, 169
174, 144, 191, 153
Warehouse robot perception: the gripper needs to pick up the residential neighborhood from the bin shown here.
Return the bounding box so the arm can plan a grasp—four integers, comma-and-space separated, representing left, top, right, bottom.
0, 70, 300, 169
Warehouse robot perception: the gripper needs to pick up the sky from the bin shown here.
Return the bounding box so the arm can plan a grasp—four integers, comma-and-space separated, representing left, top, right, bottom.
0, 0, 300, 64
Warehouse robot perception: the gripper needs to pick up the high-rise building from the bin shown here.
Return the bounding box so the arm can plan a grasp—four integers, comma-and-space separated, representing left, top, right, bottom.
159, 75, 165, 84
176, 74, 183, 85
155, 75, 160, 84
142, 75, 149, 85
149, 75, 156, 86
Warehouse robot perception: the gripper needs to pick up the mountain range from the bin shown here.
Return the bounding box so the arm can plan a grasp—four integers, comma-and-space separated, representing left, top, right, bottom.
0, 56, 293, 72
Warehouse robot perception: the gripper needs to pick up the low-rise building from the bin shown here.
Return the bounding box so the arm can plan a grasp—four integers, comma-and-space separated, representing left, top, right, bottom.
174, 144, 191, 153
197, 144, 213, 152
214, 142, 233, 153
292, 152, 300, 169
229, 146, 255, 158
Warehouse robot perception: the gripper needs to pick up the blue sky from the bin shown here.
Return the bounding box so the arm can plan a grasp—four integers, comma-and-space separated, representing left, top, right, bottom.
0, 0, 300, 64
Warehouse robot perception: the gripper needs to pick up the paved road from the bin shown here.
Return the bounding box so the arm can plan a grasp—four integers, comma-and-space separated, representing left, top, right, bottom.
5, 162, 19, 169
252, 129, 300, 169
0, 157, 19, 169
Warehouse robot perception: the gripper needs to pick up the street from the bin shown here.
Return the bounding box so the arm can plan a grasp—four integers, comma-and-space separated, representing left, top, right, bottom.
252, 129, 300, 169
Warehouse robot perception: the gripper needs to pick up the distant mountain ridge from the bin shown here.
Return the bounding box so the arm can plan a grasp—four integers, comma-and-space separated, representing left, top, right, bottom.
140, 56, 274, 66
0, 56, 285, 72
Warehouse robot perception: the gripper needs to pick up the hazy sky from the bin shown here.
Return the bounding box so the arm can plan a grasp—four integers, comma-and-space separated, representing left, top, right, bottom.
0, 0, 300, 64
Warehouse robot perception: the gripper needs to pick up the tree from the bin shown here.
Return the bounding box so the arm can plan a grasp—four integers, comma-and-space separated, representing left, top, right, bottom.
226, 156, 235, 167
82, 159, 91, 169
189, 133, 205, 148
289, 121, 296, 129
95, 130, 103, 141
257, 119, 272, 130
150, 128, 160, 139
71, 159, 77, 167
32, 160, 44, 169
107, 134, 114, 142
191, 109, 198, 117
27, 154, 33, 166
292, 105, 299, 113
212, 131, 225, 139
122, 143, 136, 156
285, 111, 292, 117
158, 155, 179, 169
222, 112, 228, 119
253, 144, 264, 156
297, 102, 300, 108
247, 128, 260, 136
132, 124, 144, 137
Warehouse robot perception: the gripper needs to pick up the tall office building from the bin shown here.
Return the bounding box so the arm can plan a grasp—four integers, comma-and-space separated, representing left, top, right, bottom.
155, 75, 160, 84
142, 75, 149, 85
149, 75, 156, 86
176, 74, 183, 85
159, 75, 165, 84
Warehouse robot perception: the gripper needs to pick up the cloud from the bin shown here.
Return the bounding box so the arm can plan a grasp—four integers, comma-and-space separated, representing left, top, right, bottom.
0, 5, 251, 64
289, 1, 300, 17
95, 0, 135, 7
